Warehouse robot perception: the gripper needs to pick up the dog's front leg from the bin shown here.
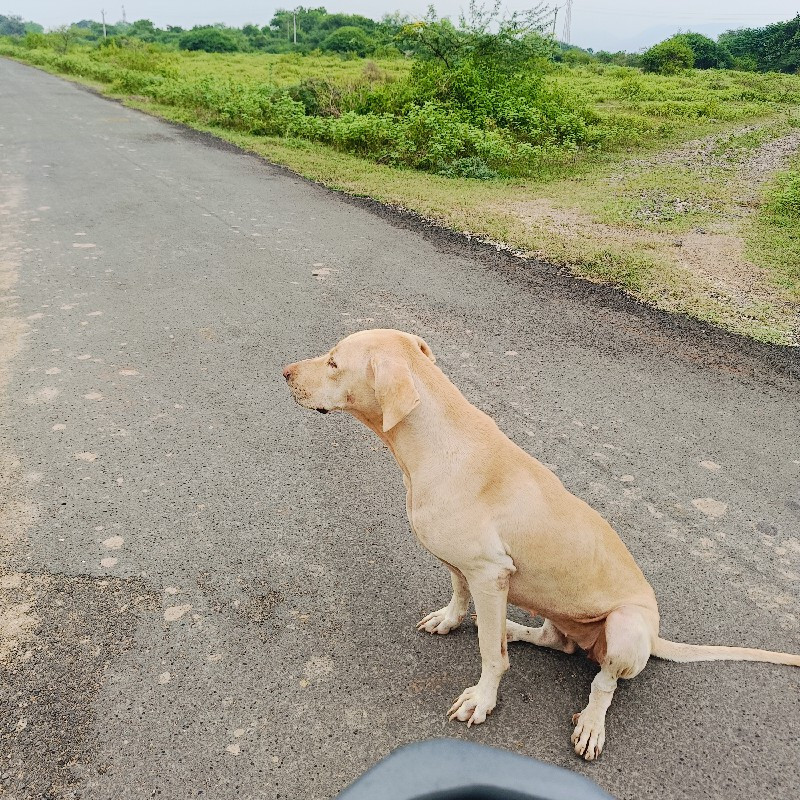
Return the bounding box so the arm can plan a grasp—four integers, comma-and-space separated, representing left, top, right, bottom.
448, 567, 512, 727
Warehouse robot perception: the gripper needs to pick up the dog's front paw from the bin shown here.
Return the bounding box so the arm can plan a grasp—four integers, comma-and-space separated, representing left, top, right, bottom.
448, 684, 497, 727
417, 607, 464, 635
571, 711, 606, 761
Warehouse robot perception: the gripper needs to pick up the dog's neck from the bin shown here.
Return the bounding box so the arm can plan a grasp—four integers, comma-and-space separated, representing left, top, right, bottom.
353, 365, 497, 481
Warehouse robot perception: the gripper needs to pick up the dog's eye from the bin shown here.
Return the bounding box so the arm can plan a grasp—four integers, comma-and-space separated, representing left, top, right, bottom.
327, 358, 337, 369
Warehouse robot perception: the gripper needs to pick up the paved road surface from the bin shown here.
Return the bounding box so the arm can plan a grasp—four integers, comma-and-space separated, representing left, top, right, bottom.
1, 58, 799, 800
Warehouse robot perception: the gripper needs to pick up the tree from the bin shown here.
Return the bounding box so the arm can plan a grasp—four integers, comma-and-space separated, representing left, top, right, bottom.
179, 27, 240, 53
0, 14, 26, 36
397, 16, 464, 67
242, 23, 269, 49
672, 32, 732, 69
594, 50, 639, 67
51, 25, 79, 54
641, 37, 695, 74
322, 26, 373, 56
130, 19, 157, 42
720, 15, 800, 73
396, 2, 555, 72
557, 44, 594, 65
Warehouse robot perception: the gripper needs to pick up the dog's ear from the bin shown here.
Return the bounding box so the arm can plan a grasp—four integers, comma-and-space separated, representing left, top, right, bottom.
368, 356, 420, 433
415, 335, 436, 363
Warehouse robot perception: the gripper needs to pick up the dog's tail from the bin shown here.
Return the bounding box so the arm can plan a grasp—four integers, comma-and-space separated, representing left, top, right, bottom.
652, 637, 800, 667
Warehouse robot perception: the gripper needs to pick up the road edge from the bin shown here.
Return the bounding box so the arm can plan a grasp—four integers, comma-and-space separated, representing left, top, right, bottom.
3, 55, 798, 384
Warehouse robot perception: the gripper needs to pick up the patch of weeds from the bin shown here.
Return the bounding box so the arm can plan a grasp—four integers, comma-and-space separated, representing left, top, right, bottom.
436, 156, 499, 180
632, 190, 712, 223
601, 164, 730, 231
712, 124, 787, 159
576, 247, 659, 294
747, 162, 800, 299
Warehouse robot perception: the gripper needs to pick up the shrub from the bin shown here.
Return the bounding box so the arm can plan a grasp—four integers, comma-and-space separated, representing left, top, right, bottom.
672, 33, 733, 69
179, 28, 240, 53
437, 155, 499, 179
641, 38, 695, 75
322, 26, 373, 57
50, 25, 79, 54
767, 171, 800, 221
99, 41, 178, 78
22, 32, 47, 49
287, 78, 349, 116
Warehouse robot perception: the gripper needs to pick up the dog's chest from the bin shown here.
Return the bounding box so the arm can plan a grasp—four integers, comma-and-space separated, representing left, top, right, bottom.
404, 487, 465, 562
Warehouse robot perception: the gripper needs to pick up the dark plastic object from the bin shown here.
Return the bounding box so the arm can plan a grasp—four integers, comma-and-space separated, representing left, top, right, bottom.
336, 738, 614, 800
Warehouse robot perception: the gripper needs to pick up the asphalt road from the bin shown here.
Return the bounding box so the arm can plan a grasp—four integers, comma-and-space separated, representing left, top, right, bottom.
1, 58, 799, 800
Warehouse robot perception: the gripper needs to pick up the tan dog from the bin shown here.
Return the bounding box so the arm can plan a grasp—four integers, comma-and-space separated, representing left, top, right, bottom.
283, 329, 799, 760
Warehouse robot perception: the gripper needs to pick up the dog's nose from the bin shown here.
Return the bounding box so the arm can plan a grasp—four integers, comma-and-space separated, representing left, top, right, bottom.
282, 365, 294, 382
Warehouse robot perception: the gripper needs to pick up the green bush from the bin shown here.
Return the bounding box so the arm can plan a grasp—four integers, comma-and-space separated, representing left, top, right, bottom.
321, 26, 373, 57
179, 28, 240, 53
752, 165, 800, 295
99, 41, 178, 78
720, 15, 800, 74
22, 32, 47, 49
437, 156, 499, 179
672, 33, 733, 69
358, 59, 598, 152
641, 39, 695, 75
8, 33, 800, 184
767, 171, 800, 221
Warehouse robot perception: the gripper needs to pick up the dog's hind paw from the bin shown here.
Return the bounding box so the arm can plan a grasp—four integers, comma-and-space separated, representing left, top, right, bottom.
447, 684, 496, 727
417, 607, 465, 635
571, 711, 606, 761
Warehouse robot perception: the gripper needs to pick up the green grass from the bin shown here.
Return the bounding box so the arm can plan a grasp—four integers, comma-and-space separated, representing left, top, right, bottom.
713, 123, 789, 157
2, 41, 798, 345
174, 50, 411, 86
746, 160, 800, 299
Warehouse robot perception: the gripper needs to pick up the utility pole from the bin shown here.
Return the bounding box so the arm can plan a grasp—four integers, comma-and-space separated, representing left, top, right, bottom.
101, 9, 107, 38
293, 10, 297, 45
551, 7, 558, 38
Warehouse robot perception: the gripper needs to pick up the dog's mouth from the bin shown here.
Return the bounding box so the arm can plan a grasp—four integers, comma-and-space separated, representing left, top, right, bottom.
287, 386, 333, 415
287, 388, 329, 414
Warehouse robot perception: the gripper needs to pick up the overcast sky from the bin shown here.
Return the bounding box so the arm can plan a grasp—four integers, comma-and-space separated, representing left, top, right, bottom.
9, 1, 800, 51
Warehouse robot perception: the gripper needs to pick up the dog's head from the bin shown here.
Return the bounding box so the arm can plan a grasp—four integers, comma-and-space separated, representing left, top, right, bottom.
283, 329, 436, 433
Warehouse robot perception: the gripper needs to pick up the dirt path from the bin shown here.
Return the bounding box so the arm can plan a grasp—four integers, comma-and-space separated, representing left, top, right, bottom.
500, 122, 800, 344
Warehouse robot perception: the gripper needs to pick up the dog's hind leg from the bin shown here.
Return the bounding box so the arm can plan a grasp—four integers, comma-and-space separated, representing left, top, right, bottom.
571, 605, 653, 761
418, 565, 471, 635
506, 618, 577, 653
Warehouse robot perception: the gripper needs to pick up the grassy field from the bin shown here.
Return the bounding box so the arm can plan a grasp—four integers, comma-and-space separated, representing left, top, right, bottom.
174, 49, 412, 85
2, 43, 798, 344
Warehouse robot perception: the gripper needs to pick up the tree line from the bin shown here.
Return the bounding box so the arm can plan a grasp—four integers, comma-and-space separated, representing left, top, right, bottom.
2, 8, 799, 74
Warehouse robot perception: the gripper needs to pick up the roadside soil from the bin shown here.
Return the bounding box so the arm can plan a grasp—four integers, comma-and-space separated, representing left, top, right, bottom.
499, 125, 800, 342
